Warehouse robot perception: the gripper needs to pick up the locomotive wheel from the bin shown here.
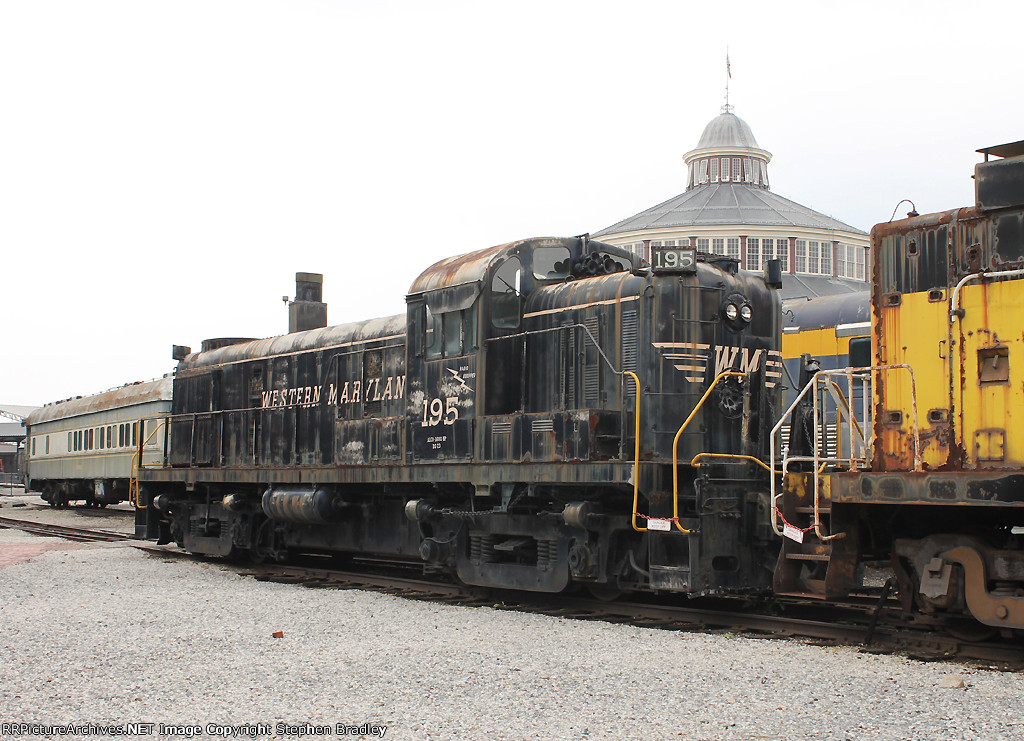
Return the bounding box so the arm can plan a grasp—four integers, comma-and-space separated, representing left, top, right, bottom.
247, 548, 267, 565
249, 518, 286, 564
587, 583, 623, 602
944, 618, 997, 643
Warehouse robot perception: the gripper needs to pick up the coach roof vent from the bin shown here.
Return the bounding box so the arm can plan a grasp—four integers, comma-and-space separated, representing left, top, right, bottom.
288, 272, 327, 333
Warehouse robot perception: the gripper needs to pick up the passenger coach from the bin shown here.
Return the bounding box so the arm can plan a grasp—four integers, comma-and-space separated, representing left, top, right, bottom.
25, 378, 172, 507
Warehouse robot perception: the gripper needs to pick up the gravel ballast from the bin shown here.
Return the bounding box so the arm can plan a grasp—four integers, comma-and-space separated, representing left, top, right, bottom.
1, 526, 1023, 740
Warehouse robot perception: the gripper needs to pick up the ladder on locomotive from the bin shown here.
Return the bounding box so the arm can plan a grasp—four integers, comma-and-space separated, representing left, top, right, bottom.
769, 365, 921, 599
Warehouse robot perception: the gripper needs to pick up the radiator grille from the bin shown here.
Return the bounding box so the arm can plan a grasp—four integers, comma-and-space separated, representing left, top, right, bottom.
584, 317, 600, 404
622, 310, 638, 397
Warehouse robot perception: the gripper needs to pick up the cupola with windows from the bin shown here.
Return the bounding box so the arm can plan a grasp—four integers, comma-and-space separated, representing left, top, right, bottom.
684, 106, 772, 190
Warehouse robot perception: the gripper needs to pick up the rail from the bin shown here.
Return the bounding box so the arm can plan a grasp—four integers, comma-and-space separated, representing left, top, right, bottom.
631, 371, 751, 534
666, 372, 748, 533
769, 364, 921, 541
129, 416, 169, 509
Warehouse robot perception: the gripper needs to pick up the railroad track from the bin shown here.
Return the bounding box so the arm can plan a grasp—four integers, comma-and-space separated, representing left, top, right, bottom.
0, 515, 138, 543
3, 514, 1023, 669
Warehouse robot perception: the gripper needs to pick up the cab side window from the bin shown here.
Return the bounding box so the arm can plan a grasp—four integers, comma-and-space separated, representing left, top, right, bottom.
491, 257, 522, 329
425, 306, 442, 360
426, 306, 478, 359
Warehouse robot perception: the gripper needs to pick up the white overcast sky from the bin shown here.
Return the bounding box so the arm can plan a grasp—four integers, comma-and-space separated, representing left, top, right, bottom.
2, 0, 1022, 406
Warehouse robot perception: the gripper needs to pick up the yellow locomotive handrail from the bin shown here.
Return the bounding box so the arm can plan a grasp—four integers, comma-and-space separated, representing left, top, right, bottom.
624, 371, 649, 533
129, 416, 169, 510
669, 372, 748, 533
690, 452, 782, 475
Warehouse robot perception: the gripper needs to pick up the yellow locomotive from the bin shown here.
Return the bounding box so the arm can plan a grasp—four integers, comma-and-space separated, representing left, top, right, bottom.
775, 141, 1024, 633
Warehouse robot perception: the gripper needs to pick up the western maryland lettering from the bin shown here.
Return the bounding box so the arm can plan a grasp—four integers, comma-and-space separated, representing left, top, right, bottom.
261, 375, 406, 409
652, 342, 783, 388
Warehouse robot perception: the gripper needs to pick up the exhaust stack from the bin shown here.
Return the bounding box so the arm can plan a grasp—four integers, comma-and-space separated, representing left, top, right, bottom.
288, 272, 327, 333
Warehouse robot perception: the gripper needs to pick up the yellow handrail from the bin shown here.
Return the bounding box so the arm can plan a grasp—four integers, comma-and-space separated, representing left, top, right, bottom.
624, 371, 649, 533
690, 452, 782, 474
129, 417, 168, 509
671, 372, 747, 533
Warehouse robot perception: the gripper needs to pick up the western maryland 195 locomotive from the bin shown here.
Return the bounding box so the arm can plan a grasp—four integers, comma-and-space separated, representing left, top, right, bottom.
137, 236, 784, 597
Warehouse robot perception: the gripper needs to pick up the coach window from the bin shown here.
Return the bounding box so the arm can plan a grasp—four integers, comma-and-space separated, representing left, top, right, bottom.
119, 424, 125, 447
491, 256, 522, 329
849, 337, 871, 368
32, 438, 36, 455
132, 422, 138, 446
46, 436, 50, 455
99, 427, 105, 449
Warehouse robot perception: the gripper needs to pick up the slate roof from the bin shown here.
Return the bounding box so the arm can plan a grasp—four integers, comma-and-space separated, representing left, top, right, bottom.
594, 184, 867, 237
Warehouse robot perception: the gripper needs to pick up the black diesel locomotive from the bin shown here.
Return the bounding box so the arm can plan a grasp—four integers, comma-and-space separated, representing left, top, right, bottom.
137, 236, 784, 596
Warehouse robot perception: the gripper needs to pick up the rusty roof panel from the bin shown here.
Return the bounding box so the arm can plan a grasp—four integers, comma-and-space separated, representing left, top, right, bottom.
180, 313, 407, 371
408, 242, 513, 296
26, 376, 173, 426
407, 237, 611, 297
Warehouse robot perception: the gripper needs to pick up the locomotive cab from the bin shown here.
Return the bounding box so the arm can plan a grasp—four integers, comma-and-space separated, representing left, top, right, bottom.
405, 236, 783, 595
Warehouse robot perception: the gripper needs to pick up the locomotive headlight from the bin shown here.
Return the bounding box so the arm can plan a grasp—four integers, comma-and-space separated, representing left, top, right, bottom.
724, 302, 739, 321
740, 304, 752, 323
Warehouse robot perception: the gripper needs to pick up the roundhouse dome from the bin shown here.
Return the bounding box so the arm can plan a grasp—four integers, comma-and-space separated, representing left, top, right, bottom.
696, 111, 760, 149
591, 98, 871, 295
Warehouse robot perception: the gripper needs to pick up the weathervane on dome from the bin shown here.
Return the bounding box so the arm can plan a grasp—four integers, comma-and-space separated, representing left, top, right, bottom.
723, 49, 734, 114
